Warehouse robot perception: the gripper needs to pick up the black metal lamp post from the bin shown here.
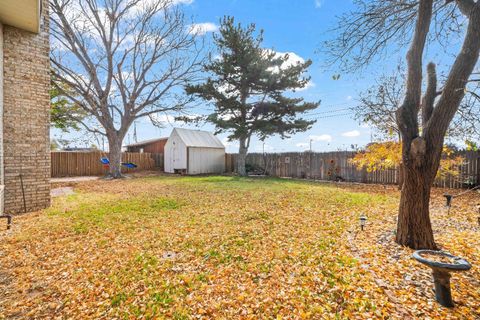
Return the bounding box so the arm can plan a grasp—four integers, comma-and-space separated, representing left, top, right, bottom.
444, 193, 453, 207
359, 215, 367, 231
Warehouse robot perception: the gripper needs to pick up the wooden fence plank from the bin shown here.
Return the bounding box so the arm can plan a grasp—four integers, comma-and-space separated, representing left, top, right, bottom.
225, 151, 480, 189
51, 152, 163, 177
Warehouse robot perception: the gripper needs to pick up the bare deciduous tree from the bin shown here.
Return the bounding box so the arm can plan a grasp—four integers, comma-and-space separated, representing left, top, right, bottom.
353, 69, 405, 141
327, 0, 480, 249
50, 0, 204, 177
353, 65, 480, 191
354, 66, 480, 142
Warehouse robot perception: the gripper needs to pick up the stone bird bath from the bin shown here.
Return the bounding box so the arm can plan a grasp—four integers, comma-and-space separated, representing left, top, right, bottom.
413, 250, 471, 308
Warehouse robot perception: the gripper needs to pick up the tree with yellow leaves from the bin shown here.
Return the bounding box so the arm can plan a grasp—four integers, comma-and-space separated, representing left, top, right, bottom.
350, 141, 464, 180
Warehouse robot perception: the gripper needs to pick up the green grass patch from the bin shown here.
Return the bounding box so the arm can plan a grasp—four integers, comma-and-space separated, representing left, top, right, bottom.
17, 175, 399, 318
47, 192, 182, 233
111, 292, 128, 307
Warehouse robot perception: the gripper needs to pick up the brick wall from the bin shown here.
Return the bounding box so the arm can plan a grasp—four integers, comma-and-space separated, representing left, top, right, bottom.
2, 0, 50, 213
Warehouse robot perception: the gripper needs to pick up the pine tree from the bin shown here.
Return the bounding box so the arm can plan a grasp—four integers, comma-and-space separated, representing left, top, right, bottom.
186, 17, 319, 176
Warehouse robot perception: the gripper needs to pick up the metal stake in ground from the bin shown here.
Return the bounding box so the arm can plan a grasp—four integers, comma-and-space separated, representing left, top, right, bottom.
359, 214, 367, 231
443, 186, 480, 216
19, 174, 27, 213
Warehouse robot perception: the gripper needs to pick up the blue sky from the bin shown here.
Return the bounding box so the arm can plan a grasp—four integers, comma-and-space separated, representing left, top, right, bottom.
52, 0, 454, 153
146, 0, 383, 153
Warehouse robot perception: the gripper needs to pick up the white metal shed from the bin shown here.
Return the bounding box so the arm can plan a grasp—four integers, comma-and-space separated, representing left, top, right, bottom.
164, 128, 226, 175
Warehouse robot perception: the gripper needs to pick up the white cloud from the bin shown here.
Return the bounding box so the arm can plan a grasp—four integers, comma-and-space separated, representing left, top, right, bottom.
266, 50, 305, 73
297, 81, 316, 92
174, 0, 194, 4
314, 0, 324, 8
296, 142, 309, 148
346, 95, 353, 101
217, 82, 239, 99
265, 50, 314, 91
278, 52, 305, 68
219, 112, 239, 121
342, 130, 361, 137
188, 22, 218, 35
309, 134, 332, 142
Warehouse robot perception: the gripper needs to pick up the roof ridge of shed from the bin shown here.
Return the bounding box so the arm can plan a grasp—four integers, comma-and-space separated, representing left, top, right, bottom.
172, 127, 224, 149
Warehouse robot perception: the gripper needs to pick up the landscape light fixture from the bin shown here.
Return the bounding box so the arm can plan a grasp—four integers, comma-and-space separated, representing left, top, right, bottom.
444, 193, 453, 207
359, 215, 367, 231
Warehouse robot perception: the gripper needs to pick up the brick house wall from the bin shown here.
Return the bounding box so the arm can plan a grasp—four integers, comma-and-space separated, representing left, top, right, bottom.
1, 0, 50, 213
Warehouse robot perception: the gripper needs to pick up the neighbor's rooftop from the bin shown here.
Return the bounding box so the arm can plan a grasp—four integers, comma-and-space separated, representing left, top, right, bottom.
125, 137, 168, 148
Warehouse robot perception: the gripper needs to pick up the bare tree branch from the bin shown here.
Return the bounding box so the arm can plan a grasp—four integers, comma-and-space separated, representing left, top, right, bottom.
51, 0, 206, 177
323, 0, 467, 72
421, 62, 437, 125
326, 0, 480, 249
425, 2, 480, 140
396, 0, 433, 149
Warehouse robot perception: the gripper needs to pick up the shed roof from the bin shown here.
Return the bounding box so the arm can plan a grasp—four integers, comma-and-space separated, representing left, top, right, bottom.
125, 137, 168, 147
172, 128, 225, 149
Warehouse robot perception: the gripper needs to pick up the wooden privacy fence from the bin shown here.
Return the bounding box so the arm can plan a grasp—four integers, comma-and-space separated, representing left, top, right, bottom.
226, 151, 480, 189
225, 153, 236, 174
150, 153, 164, 170
51, 152, 162, 177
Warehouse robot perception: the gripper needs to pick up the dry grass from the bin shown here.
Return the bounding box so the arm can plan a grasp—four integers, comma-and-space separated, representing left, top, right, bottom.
0, 175, 478, 319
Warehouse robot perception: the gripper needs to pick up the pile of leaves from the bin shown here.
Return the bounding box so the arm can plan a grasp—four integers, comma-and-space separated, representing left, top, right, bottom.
0, 176, 478, 319
345, 184, 480, 318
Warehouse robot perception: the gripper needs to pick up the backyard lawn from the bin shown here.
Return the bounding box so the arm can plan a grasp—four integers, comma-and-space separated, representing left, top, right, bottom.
0, 175, 478, 319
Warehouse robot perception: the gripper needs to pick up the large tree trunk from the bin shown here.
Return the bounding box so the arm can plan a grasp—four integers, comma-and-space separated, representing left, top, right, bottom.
394, 0, 436, 249
396, 1, 480, 249
398, 162, 405, 190
396, 141, 437, 249
237, 137, 247, 177
107, 134, 124, 179
396, 135, 444, 249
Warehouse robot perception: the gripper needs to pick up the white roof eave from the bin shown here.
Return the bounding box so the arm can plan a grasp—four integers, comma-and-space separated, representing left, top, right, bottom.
0, 0, 41, 33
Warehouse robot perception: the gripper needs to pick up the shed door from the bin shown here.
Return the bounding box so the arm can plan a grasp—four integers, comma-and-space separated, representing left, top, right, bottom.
172, 141, 184, 169
172, 141, 178, 168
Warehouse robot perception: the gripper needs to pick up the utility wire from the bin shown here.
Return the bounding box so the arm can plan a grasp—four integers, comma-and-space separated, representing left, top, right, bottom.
305, 107, 351, 116
304, 113, 352, 119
